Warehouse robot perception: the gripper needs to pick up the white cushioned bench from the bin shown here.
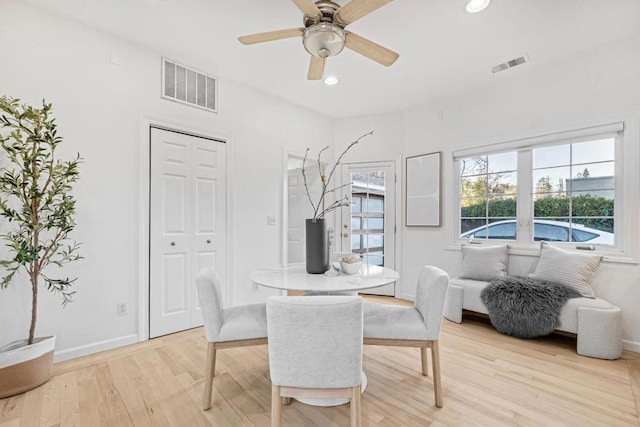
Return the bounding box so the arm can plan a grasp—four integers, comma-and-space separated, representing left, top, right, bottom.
444, 242, 623, 360
444, 277, 623, 359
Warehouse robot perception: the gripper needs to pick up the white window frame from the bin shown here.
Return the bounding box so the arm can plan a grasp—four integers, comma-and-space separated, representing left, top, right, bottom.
450, 115, 640, 263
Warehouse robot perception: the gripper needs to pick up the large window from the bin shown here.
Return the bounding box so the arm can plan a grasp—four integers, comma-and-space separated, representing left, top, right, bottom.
456, 124, 622, 250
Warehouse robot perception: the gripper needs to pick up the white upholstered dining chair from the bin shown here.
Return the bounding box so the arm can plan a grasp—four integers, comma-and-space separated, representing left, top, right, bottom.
363, 265, 449, 407
267, 296, 364, 427
195, 267, 268, 410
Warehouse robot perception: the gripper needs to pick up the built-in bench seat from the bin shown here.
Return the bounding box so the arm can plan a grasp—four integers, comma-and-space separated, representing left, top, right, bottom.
444, 242, 624, 360
444, 276, 623, 360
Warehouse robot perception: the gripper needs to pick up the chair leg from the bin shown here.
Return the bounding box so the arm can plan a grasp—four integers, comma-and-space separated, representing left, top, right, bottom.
203, 342, 217, 410
351, 385, 361, 427
420, 346, 429, 376
431, 340, 443, 408
272, 384, 282, 427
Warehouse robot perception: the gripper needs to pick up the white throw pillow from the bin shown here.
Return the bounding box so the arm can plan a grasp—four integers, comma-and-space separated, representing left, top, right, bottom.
528, 242, 602, 298
460, 244, 509, 281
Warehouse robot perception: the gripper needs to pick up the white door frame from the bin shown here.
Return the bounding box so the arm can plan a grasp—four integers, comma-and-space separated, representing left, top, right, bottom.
138, 115, 234, 341
281, 147, 327, 266
281, 147, 302, 267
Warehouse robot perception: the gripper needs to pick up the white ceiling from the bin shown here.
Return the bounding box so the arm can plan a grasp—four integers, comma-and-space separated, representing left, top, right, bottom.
27, 0, 640, 118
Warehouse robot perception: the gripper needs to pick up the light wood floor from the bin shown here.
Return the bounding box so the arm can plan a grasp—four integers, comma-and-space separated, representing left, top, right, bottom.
2, 295, 639, 426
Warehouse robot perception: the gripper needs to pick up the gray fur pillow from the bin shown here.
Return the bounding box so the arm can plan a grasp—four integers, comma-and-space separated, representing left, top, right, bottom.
481, 276, 581, 338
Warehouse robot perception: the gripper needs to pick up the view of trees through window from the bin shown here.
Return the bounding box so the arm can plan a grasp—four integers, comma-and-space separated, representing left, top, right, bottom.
459, 137, 615, 243
460, 152, 517, 236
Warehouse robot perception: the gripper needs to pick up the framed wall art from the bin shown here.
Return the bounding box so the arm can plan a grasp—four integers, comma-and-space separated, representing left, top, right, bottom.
405, 152, 441, 227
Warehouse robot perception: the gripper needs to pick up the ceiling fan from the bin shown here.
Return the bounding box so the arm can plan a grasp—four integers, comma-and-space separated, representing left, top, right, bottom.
238, 0, 399, 80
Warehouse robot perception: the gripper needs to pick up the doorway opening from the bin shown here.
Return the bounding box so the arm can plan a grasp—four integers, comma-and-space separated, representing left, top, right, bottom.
341, 161, 397, 296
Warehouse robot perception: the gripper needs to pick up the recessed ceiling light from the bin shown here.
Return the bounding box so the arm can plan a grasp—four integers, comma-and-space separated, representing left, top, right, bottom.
465, 0, 491, 13
324, 76, 339, 86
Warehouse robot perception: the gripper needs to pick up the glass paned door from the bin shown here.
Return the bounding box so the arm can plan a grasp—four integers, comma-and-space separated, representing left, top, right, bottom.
341, 162, 396, 296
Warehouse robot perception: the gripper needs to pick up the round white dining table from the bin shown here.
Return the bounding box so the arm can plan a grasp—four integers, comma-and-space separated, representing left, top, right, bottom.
249, 263, 399, 293
250, 263, 399, 407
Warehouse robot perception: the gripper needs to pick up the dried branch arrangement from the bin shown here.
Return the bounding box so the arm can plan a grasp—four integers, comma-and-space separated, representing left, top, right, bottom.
302, 131, 372, 220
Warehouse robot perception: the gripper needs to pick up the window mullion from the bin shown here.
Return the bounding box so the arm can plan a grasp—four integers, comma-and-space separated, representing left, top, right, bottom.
517, 150, 533, 244
484, 159, 489, 230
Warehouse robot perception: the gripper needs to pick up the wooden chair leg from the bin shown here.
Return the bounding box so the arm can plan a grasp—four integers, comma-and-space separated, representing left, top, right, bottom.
203, 342, 216, 410
421, 346, 429, 376
351, 385, 361, 427
431, 340, 443, 408
272, 384, 282, 427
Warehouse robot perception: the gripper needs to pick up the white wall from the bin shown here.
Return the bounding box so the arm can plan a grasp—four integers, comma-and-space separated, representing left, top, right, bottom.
0, 1, 332, 359
336, 34, 640, 351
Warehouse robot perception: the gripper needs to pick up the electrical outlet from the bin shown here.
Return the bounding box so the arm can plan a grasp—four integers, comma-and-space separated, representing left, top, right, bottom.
117, 303, 128, 316
267, 216, 276, 226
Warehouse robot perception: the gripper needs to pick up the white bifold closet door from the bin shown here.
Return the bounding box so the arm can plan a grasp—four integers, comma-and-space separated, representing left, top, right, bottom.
149, 127, 226, 338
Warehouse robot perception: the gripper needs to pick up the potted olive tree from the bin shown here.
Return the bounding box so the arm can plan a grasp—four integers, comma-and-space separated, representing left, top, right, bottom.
0, 97, 81, 398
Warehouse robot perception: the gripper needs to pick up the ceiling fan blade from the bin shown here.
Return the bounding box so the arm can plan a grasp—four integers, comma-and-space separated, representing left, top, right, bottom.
307, 56, 326, 80
291, 0, 321, 17
336, 0, 393, 25
345, 32, 399, 66
238, 28, 304, 45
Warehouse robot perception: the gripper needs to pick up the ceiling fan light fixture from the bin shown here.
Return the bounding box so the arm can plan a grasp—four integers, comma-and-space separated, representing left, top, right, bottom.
303, 23, 346, 59
465, 0, 491, 13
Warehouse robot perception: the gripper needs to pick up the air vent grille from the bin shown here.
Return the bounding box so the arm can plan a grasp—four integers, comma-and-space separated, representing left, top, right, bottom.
491, 55, 528, 74
491, 63, 510, 73
162, 58, 217, 112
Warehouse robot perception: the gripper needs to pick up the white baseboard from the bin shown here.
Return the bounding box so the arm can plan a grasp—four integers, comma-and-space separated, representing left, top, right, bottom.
54, 334, 140, 363
623, 339, 640, 354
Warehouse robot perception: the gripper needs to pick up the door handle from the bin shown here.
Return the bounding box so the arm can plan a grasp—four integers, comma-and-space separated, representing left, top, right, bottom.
343, 232, 349, 238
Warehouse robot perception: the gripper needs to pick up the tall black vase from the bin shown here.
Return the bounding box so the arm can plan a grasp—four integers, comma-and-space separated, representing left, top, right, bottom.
305, 218, 329, 274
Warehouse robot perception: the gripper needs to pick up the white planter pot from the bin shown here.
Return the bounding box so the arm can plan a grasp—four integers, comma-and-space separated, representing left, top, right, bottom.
0, 336, 55, 398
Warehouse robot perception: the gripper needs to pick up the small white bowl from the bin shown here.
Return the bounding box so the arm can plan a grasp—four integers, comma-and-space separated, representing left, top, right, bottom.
340, 261, 362, 275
